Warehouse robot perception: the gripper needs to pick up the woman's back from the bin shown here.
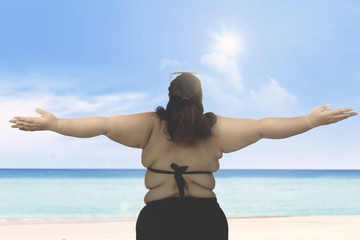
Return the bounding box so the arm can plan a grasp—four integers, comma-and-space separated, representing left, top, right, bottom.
142, 113, 221, 203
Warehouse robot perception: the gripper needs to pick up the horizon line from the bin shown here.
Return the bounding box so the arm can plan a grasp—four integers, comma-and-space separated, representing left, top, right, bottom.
0, 168, 359, 170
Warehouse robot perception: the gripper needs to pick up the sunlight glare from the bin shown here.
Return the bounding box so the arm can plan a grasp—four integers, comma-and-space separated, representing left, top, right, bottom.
210, 29, 244, 58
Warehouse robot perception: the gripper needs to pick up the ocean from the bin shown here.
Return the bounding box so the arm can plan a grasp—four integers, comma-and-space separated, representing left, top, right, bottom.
0, 169, 359, 219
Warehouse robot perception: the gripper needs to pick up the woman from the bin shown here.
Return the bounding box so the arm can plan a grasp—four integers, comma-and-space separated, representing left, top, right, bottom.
9, 72, 357, 240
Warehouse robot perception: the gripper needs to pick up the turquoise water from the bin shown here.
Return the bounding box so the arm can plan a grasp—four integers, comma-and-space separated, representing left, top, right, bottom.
0, 169, 359, 218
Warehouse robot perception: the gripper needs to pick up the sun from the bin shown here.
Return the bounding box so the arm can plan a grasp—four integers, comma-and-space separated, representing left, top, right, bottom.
210, 28, 244, 58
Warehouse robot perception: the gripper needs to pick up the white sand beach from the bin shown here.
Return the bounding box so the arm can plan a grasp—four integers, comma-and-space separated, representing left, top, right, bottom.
0, 215, 359, 240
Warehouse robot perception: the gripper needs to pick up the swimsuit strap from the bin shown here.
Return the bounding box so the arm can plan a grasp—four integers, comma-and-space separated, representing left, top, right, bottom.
147, 163, 212, 198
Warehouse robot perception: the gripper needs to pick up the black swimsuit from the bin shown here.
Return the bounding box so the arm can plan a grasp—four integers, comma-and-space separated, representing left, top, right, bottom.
136, 163, 229, 240
147, 163, 212, 198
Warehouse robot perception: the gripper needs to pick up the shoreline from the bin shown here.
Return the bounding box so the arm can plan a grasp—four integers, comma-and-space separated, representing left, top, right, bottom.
1, 215, 360, 240
0, 214, 360, 221
1, 214, 360, 224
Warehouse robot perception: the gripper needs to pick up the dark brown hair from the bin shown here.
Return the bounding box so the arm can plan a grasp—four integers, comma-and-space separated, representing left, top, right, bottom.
155, 72, 217, 145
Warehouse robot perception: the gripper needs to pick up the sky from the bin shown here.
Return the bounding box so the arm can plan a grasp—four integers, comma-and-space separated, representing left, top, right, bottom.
0, 0, 359, 169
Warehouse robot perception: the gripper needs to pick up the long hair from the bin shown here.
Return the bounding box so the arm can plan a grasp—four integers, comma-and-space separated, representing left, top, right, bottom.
156, 72, 217, 145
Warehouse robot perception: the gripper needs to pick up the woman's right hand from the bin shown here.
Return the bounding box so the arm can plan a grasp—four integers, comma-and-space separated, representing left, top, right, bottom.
9, 108, 58, 132
306, 104, 357, 128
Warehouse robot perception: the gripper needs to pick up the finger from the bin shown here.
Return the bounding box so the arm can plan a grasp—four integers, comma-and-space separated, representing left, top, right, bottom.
327, 108, 355, 115
35, 108, 47, 117
15, 122, 27, 128
344, 112, 358, 117
18, 117, 35, 123
320, 103, 329, 111
331, 114, 354, 122
14, 117, 37, 124
9, 120, 22, 125
14, 116, 29, 122
15, 125, 28, 130
314, 103, 329, 112
21, 125, 38, 131
13, 125, 31, 131
16, 121, 39, 128
16, 125, 33, 131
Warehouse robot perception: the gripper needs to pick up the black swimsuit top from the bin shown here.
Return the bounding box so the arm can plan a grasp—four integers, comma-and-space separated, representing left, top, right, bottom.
147, 163, 212, 198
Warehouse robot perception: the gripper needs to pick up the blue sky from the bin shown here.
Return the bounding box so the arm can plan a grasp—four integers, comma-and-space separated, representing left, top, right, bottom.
0, 0, 359, 169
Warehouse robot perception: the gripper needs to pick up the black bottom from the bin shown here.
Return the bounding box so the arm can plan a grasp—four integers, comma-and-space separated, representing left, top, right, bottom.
136, 197, 228, 240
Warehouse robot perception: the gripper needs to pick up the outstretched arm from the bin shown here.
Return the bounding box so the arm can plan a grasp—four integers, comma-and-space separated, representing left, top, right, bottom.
214, 104, 357, 153
10, 108, 108, 137
9, 108, 156, 149
258, 104, 357, 139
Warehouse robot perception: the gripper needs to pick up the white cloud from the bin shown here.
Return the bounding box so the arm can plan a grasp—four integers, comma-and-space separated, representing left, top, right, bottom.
159, 58, 183, 70
0, 75, 163, 168
201, 73, 243, 106
249, 77, 297, 106
200, 27, 298, 115
200, 52, 244, 92
1, 91, 152, 116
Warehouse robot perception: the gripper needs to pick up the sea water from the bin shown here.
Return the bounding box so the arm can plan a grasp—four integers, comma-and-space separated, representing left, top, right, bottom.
0, 169, 359, 218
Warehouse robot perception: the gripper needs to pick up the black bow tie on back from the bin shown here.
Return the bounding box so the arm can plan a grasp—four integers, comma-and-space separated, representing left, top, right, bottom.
171, 163, 188, 198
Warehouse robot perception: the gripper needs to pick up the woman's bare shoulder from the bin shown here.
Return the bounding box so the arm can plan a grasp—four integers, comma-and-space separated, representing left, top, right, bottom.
211, 114, 262, 153
105, 111, 159, 148
212, 114, 259, 130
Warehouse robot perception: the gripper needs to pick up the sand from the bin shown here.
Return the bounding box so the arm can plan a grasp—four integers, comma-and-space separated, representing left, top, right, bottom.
0, 215, 360, 240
